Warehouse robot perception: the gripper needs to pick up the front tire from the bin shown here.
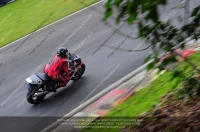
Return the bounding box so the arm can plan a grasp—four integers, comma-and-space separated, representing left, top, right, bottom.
71, 63, 85, 80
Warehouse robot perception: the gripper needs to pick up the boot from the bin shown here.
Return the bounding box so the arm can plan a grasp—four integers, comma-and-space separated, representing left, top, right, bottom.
49, 83, 58, 92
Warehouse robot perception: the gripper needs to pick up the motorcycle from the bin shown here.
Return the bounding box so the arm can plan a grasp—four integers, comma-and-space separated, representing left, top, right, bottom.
25, 53, 85, 104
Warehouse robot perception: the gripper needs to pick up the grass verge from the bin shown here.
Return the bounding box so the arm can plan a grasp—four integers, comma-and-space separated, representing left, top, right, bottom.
81, 52, 200, 132
0, 0, 98, 48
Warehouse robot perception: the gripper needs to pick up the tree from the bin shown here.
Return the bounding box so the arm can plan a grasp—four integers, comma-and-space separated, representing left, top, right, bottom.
104, 0, 200, 96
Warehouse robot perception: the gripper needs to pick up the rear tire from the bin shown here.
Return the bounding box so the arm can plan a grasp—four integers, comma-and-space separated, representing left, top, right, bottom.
71, 63, 85, 80
26, 85, 46, 104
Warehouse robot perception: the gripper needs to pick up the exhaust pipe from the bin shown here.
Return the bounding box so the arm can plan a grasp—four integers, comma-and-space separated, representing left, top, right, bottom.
35, 91, 49, 98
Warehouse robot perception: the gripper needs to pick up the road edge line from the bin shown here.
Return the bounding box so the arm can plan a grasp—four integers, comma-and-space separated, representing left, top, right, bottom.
0, 0, 102, 50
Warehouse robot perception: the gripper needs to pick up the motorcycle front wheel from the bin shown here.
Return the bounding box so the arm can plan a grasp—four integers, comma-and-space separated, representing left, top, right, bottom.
71, 63, 85, 80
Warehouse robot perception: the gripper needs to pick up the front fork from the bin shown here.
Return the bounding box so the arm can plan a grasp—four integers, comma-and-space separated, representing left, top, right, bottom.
68, 62, 83, 79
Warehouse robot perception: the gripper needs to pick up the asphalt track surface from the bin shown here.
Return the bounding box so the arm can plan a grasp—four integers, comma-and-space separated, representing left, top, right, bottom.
0, 0, 199, 132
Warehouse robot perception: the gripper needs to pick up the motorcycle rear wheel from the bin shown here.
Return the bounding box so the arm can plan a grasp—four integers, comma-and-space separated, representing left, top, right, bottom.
26, 84, 46, 104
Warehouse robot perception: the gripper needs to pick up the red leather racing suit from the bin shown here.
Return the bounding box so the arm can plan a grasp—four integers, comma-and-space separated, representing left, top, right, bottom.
43, 55, 71, 87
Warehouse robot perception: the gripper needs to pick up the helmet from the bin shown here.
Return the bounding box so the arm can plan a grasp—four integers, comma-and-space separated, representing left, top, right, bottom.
57, 47, 68, 58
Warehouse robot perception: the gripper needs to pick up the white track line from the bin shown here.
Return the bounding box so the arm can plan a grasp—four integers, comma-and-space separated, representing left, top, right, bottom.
0, 0, 103, 50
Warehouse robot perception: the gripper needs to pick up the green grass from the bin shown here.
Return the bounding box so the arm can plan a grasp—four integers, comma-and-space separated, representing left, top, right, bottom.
81, 52, 200, 132
0, 0, 98, 47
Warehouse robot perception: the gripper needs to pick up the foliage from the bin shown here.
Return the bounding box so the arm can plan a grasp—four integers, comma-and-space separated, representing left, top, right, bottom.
104, 0, 200, 71
104, 0, 200, 97
179, 72, 200, 97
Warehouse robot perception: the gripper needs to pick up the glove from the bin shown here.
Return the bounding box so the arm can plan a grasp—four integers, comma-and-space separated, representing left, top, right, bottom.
69, 61, 75, 71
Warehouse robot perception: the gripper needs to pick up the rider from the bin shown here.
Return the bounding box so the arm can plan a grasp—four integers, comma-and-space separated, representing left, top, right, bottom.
43, 47, 75, 92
